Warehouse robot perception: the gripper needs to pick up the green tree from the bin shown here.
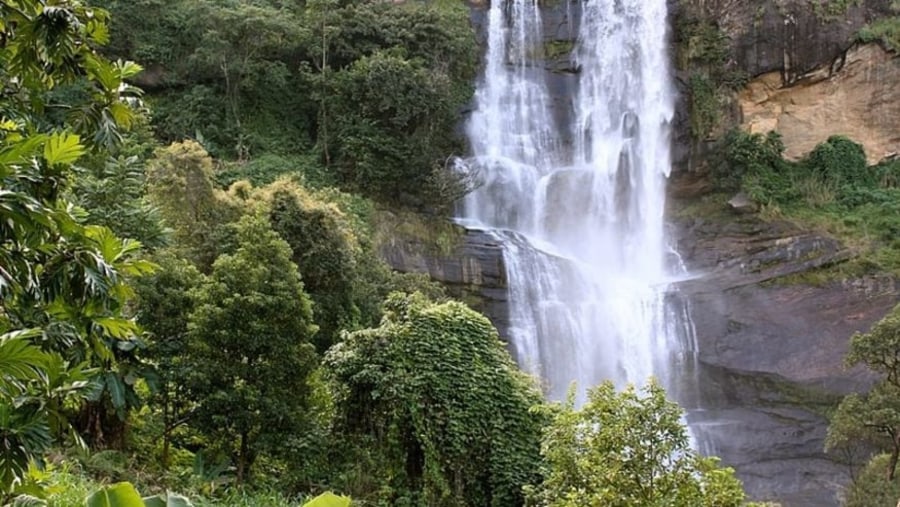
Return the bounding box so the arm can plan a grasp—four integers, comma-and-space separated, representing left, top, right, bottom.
183, 1, 309, 158
526, 380, 747, 507
841, 453, 900, 507
186, 214, 318, 484
827, 303, 900, 481
72, 154, 167, 248
145, 140, 238, 269
321, 49, 466, 204
249, 178, 359, 352
0, 0, 150, 493
134, 252, 204, 469
325, 292, 544, 506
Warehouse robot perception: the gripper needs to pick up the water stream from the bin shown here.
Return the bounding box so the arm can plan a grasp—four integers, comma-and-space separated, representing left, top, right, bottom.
460, 0, 694, 403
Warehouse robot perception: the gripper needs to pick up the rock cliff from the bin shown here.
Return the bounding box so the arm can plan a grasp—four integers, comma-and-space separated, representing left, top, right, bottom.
672, 0, 899, 168
740, 43, 900, 164
671, 205, 896, 505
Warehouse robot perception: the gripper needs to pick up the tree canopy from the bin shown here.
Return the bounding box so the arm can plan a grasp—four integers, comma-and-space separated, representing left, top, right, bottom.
527, 380, 747, 507
0, 0, 150, 492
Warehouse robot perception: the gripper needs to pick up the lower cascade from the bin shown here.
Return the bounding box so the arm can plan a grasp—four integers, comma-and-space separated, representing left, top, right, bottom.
459, 0, 696, 403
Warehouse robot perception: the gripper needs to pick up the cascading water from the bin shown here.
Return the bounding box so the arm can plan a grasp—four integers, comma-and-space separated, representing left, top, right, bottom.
460, 0, 690, 401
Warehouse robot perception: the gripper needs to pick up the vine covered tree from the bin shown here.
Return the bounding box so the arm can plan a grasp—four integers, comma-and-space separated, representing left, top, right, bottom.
325, 292, 544, 506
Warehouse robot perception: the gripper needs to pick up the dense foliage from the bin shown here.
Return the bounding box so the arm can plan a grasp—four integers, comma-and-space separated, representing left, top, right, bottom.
840, 453, 900, 507
827, 304, 900, 484
0, 0, 767, 505
186, 215, 319, 484
857, 15, 900, 52
93, 0, 477, 207
325, 293, 545, 506
0, 0, 151, 495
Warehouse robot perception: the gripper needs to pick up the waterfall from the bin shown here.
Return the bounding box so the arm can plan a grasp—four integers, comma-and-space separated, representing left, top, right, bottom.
461, 0, 685, 401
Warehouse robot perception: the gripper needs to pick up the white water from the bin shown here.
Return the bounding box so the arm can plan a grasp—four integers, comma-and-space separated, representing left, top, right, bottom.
461, 0, 686, 400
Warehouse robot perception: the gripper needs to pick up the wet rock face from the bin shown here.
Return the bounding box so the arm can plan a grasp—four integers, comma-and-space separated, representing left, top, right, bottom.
674, 0, 895, 82
379, 224, 511, 337
673, 211, 898, 506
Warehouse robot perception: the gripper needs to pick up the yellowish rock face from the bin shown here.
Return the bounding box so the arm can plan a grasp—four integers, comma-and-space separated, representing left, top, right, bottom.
739, 44, 900, 165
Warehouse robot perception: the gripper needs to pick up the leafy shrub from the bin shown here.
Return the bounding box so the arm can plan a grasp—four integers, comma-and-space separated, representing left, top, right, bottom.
526, 380, 748, 507
842, 454, 900, 507
718, 129, 788, 195
804, 135, 871, 187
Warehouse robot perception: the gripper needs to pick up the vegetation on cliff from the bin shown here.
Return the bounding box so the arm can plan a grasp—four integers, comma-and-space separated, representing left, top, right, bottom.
715, 131, 900, 276
858, 15, 900, 52
92, 0, 477, 208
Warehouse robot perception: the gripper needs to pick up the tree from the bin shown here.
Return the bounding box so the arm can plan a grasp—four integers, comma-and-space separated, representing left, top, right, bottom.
72, 153, 167, 248
526, 380, 747, 507
1, 0, 149, 492
827, 303, 900, 482
325, 292, 544, 506
249, 178, 360, 352
183, 1, 310, 158
145, 140, 238, 269
186, 214, 318, 484
133, 251, 204, 469
321, 49, 465, 204
840, 453, 900, 507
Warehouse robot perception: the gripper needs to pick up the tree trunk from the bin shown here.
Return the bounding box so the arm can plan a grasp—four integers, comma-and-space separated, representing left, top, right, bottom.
236, 431, 249, 485
888, 434, 900, 481
162, 387, 170, 470
320, 21, 330, 167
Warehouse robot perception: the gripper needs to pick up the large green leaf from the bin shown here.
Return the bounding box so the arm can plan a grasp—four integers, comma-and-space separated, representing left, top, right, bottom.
0, 332, 49, 391
105, 372, 127, 411
43, 132, 85, 167
85, 482, 144, 507
142, 492, 194, 507
302, 492, 352, 507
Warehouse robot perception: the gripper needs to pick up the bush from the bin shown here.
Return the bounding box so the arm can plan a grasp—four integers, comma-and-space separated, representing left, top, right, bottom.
527, 380, 748, 507
718, 129, 788, 196
804, 135, 871, 187
857, 16, 900, 53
